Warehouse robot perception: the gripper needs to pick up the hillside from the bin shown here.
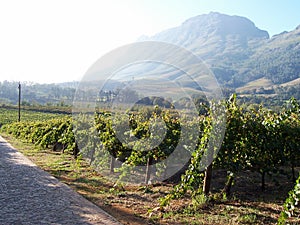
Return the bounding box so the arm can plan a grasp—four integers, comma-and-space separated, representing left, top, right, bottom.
0, 81, 75, 106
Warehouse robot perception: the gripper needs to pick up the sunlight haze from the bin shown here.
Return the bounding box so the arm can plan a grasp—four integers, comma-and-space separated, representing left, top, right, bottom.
0, 0, 299, 83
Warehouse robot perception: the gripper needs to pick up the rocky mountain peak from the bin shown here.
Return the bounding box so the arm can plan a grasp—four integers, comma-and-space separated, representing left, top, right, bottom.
141, 12, 269, 45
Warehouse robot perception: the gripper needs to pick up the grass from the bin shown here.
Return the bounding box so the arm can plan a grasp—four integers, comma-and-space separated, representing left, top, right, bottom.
280, 78, 300, 87
1, 132, 299, 224
236, 78, 273, 93
236, 77, 300, 97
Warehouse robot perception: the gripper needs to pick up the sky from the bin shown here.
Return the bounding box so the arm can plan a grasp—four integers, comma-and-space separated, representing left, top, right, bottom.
0, 0, 300, 84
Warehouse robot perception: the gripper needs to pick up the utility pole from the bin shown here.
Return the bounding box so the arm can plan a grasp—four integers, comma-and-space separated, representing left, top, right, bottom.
18, 82, 21, 122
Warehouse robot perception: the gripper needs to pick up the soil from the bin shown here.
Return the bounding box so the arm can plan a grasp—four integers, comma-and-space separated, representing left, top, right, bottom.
60, 167, 300, 225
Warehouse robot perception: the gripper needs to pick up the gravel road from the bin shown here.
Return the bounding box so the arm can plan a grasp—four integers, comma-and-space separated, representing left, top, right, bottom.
0, 136, 122, 225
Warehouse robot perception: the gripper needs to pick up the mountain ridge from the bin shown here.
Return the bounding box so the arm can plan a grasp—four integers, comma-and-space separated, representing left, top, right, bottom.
139, 12, 300, 92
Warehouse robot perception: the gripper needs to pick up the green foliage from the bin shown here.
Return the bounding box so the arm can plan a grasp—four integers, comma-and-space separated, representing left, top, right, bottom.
1, 116, 76, 156
90, 107, 189, 183
278, 173, 300, 224
160, 113, 211, 206
1, 96, 300, 222
161, 96, 300, 214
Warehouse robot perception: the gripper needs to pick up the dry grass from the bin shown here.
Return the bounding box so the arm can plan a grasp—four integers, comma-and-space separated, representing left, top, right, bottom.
236, 78, 273, 93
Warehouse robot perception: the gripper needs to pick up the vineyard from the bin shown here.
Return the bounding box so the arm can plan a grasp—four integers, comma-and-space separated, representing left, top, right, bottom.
1, 96, 299, 224
0, 107, 66, 126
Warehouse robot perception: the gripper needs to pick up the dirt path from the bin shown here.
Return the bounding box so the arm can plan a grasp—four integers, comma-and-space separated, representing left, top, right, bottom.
0, 136, 122, 225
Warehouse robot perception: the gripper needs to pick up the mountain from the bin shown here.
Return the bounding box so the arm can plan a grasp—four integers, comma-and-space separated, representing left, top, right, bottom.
1, 13, 299, 107
140, 12, 269, 59
140, 12, 300, 96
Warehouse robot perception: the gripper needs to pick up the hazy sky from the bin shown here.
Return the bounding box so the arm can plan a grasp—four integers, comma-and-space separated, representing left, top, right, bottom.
0, 0, 299, 83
